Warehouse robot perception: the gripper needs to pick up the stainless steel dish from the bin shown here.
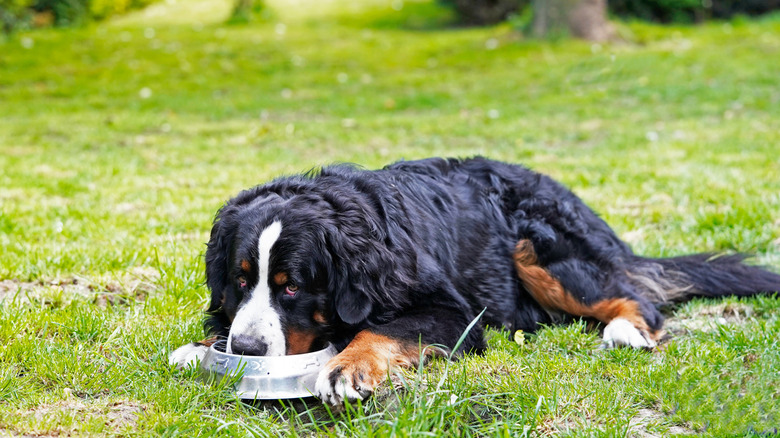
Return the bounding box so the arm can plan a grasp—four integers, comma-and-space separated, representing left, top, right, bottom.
199, 340, 337, 400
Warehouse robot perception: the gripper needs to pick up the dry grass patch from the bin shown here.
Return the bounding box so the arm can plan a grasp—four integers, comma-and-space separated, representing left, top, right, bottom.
4, 397, 144, 437
663, 301, 755, 337
0, 267, 159, 307
630, 407, 697, 437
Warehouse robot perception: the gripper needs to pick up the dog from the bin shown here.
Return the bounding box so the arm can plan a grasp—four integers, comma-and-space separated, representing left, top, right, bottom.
169, 157, 780, 404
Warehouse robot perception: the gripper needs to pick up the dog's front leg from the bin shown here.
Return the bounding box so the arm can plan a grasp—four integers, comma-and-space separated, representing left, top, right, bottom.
314, 308, 484, 405
168, 336, 219, 369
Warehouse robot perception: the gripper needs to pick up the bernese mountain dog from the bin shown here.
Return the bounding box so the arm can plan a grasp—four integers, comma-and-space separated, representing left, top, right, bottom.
169, 157, 780, 404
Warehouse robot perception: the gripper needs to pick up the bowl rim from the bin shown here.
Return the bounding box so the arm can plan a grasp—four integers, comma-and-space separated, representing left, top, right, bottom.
206, 340, 337, 363
199, 340, 338, 399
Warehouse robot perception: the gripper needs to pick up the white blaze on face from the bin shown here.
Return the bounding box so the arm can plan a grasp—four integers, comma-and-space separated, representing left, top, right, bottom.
226, 221, 286, 356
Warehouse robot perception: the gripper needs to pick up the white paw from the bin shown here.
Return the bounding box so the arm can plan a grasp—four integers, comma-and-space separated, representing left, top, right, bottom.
314, 365, 371, 405
168, 343, 209, 368
602, 318, 656, 349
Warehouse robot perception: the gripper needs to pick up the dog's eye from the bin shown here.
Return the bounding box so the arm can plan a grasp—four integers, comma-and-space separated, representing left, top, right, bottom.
237, 276, 247, 288
285, 284, 298, 296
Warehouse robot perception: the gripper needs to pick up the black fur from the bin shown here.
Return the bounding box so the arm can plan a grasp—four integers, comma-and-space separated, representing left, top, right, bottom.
202, 157, 780, 355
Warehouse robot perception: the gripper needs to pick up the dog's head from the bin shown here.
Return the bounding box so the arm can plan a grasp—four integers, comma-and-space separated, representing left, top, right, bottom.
203, 182, 414, 356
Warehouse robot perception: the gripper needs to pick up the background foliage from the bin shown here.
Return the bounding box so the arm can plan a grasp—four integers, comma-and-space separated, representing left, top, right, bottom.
5, 0, 780, 33
1, 0, 33, 32
609, 0, 780, 23
1, 0, 157, 31
441, 0, 780, 25
438, 0, 528, 25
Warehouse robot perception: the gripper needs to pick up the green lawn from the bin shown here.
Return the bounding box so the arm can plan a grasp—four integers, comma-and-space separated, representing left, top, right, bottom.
1, 0, 779, 435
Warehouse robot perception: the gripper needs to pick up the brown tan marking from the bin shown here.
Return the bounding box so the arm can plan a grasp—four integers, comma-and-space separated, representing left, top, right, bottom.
240, 259, 251, 272
195, 336, 219, 347
286, 328, 318, 355
273, 272, 288, 286
513, 239, 660, 340
324, 331, 435, 395
313, 310, 327, 324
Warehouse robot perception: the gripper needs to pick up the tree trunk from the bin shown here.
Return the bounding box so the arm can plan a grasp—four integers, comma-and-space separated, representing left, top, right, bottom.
229, 0, 261, 23
532, 0, 615, 42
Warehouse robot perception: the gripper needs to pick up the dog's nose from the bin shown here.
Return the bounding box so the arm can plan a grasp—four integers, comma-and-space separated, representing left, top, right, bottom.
230, 336, 268, 356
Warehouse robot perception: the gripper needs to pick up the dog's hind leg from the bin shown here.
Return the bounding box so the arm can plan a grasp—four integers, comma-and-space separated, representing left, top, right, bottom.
513, 239, 663, 348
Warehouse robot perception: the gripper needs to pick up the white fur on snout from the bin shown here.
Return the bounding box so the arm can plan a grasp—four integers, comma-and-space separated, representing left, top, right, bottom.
602, 318, 655, 349
227, 221, 286, 356
315, 366, 365, 405
168, 343, 209, 368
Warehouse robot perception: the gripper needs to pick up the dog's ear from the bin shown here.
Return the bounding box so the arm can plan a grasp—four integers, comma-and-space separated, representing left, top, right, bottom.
203, 204, 238, 334
320, 201, 415, 325
321, 225, 375, 325
332, 264, 373, 325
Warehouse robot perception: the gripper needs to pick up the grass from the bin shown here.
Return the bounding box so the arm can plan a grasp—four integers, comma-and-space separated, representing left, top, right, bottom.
1, 0, 779, 435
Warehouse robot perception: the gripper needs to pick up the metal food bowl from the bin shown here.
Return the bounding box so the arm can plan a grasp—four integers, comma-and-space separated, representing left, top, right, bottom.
199, 340, 337, 400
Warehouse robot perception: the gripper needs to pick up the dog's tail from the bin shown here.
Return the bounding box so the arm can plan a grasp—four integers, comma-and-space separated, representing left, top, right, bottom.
627, 253, 780, 305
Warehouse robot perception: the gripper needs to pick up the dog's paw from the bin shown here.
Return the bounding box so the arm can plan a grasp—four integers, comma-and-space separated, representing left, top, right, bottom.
601, 318, 656, 349
168, 342, 209, 369
313, 331, 422, 405
314, 353, 383, 405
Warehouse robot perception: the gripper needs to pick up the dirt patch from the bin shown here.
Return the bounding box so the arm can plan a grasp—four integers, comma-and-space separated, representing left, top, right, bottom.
45, 397, 144, 432
0, 267, 159, 306
630, 407, 697, 437
0, 430, 56, 438
536, 406, 696, 437
0, 279, 88, 299
9, 397, 145, 436
33, 399, 142, 426
662, 302, 754, 338
0, 431, 57, 438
